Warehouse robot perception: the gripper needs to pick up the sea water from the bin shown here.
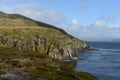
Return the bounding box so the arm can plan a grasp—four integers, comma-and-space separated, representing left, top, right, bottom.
75, 42, 120, 80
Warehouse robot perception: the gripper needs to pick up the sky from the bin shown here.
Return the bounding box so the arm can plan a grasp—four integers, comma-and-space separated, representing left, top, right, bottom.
0, 0, 120, 41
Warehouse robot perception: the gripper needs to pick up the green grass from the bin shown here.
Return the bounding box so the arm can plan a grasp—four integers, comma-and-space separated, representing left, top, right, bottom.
0, 11, 86, 55
0, 27, 85, 55
0, 48, 97, 80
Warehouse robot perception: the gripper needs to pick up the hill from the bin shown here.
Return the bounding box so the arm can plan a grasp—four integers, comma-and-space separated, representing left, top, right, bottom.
0, 11, 97, 80
0, 11, 87, 60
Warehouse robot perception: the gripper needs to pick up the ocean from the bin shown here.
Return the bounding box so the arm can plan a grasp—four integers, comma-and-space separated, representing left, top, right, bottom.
75, 42, 120, 80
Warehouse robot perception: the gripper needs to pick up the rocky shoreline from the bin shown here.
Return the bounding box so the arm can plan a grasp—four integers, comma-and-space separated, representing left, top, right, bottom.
50, 44, 98, 62
59, 44, 98, 68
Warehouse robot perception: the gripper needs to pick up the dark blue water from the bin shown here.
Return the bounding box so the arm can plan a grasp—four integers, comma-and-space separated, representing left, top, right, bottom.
75, 42, 120, 80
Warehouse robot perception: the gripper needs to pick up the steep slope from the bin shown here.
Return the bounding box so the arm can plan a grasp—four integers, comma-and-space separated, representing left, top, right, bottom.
0, 11, 87, 60
0, 11, 97, 80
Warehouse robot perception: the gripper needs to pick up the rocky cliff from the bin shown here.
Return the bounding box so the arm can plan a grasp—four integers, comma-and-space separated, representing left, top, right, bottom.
0, 11, 87, 61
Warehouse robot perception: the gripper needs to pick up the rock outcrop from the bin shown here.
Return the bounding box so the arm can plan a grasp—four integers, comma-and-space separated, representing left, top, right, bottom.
0, 33, 86, 61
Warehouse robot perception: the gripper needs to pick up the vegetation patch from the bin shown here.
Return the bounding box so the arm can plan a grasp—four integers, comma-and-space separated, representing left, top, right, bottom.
0, 48, 97, 80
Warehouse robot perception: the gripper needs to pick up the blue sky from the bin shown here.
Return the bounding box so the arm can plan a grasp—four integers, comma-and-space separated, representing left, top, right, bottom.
0, 0, 120, 41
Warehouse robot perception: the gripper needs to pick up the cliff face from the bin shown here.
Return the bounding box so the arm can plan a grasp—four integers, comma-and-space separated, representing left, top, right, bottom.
0, 11, 87, 60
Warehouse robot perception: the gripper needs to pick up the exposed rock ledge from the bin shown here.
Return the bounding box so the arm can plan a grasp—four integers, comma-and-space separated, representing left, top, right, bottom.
0, 33, 87, 61
49, 44, 94, 61
0, 34, 94, 61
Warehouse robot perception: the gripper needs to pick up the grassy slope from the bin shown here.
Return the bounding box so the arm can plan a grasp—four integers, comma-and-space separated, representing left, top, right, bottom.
0, 11, 97, 80
0, 48, 97, 80
0, 11, 86, 55
0, 26, 85, 54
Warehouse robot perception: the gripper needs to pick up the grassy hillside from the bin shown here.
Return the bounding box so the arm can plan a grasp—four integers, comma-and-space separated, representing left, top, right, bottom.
0, 11, 97, 80
0, 11, 87, 60
0, 47, 97, 80
0, 11, 74, 37
0, 26, 85, 56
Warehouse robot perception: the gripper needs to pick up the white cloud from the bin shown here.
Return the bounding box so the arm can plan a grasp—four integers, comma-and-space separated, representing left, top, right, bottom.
72, 19, 79, 25
65, 19, 120, 41
92, 20, 107, 27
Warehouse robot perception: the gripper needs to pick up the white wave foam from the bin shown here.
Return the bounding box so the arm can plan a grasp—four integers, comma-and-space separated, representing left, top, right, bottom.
99, 48, 120, 52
